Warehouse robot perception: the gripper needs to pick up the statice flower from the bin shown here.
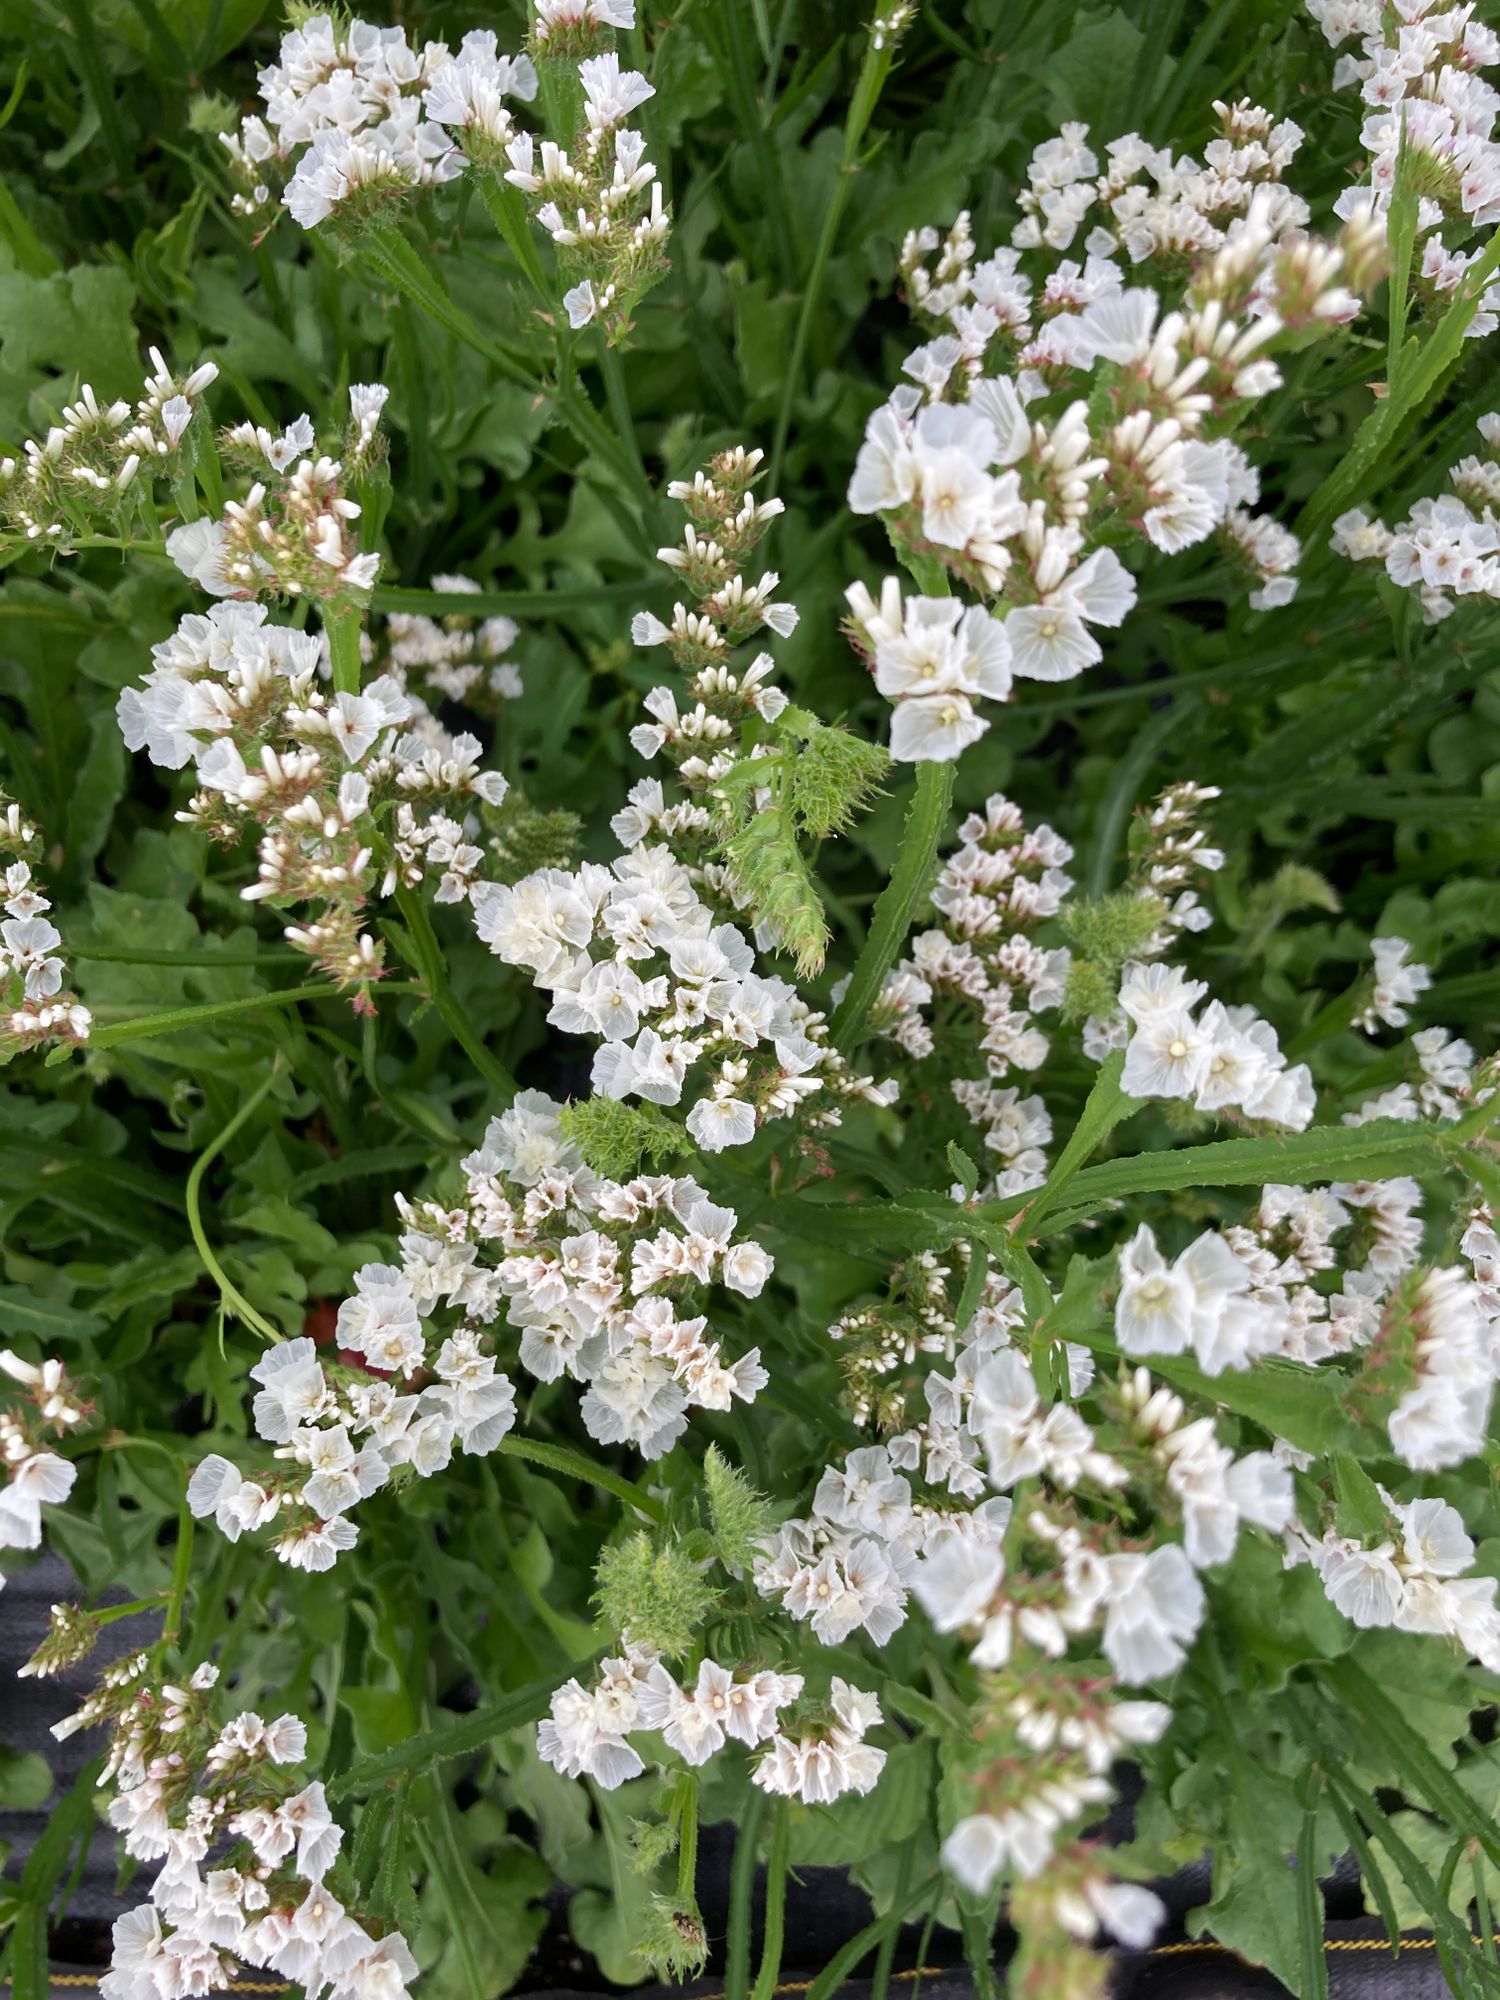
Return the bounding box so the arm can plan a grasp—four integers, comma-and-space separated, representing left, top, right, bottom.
376, 574, 524, 715
1383, 1265, 1499, 1470
1292, 1486, 1500, 1665
227, 8, 670, 342
190, 1094, 777, 1564
224, 15, 524, 221
752, 1678, 888, 1804
859, 789, 1071, 1183
0, 1349, 88, 1567
0, 348, 218, 553
0, 797, 91, 1054
117, 599, 507, 989
537, 1645, 807, 1787
1335, 413, 1500, 619
845, 105, 1379, 757
168, 385, 390, 603
1307, 0, 1500, 327
52, 1654, 416, 2000
1117, 961, 1316, 1129
476, 477, 899, 1132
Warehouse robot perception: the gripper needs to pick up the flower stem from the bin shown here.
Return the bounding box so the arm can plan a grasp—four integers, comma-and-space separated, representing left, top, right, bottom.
674, 1770, 700, 1906
750, 1799, 790, 2000
829, 759, 954, 1053
162, 1499, 195, 1650
185, 1061, 285, 1345
389, 884, 517, 1102
769, 14, 903, 495
725, 1784, 766, 2000
325, 603, 363, 697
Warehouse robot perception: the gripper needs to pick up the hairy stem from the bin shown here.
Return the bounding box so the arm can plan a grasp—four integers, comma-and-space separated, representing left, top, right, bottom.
750, 1799, 790, 2000
725, 1784, 766, 2000
829, 759, 954, 1053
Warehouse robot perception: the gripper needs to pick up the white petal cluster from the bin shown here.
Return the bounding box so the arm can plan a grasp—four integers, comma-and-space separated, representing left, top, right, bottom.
0, 800, 92, 1052
752, 1678, 887, 1805
172, 384, 390, 602
845, 109, 1379, 757
118, 596, 506, 987
225, 9, 670, 339
225, 15, 534, 219
53, 1658, 416, 2000
1292, 1487, 1500, 1666
190, 1093, 774, 1566
1387, 1265, 1500, 1470
1335, 415, 1500, 619
1118, 961, 1316, 1129
537, 1645, 805, 1788
0, 1349, 86, 1565
1308, 0, 1500, 289
476, 857, 887, 1149
379, 574, 524, 713
187, 1320, 515, 1573
865, 790, 1071, 1190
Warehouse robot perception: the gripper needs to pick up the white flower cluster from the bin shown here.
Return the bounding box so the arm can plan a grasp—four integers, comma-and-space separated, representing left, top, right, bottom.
1384, 1264, 1500, 1470
844, 113, 1375, 756
118, 599, 507, 987
537, 1644, 887, 1806
476, 851, 894, 1151
1334, 412, 1500, 620
1290, 1487, 1500, 1668
225, 16, 534, 222
864, 789, 1071, 1185
191, 1093, 773, 1565
0, 349, 218, 551
885, 1383, 1273, 1917
0, 1348, 85, 1574
538, 1642, 807, 1787
1357, 933, 1434, 1032
166, 385, 390, 603
1308, 0, 1500, 297
619, 445, 890, 980
509, 51, 671, 335
0, 798, 91, 1053
753, 1677, 887, 1805
54, 1658, 416, 2000
1117, 962, 1316, 1128
941, 1696, 1171, 1905
377, 574, 524, 716
187, 1315, 515, 1573
1344, 1023, 1477, 1125
1010, 99, 1311, 262
227, 10, 669, 340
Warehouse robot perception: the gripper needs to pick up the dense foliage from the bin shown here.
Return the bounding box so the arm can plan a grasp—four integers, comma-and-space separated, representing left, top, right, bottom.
2, 3, 1500, 2000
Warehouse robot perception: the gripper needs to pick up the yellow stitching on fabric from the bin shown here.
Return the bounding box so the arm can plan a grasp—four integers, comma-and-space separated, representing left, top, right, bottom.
33, 1939, 1500, 1991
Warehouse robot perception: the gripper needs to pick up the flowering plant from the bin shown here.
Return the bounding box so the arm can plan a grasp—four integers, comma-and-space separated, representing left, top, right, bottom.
2, 4, 1500, 2000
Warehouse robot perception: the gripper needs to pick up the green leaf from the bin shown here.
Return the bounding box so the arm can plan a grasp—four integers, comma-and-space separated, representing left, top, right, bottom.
1332, 1453, 1389, 1541
331, 1669, 583, 1800
0, 1750, 53, 1810
830, 760, 954, 1052
1025, 1050, 1138, 1228
0, 1284, 106, 1345
1009, 1118, 1449, 1224
1296, 1777, 1331, 2000
1323, 1658, 1500, 1871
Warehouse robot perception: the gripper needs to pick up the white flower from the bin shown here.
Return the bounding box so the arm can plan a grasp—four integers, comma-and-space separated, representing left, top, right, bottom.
1100, 1544, 1204, 1682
